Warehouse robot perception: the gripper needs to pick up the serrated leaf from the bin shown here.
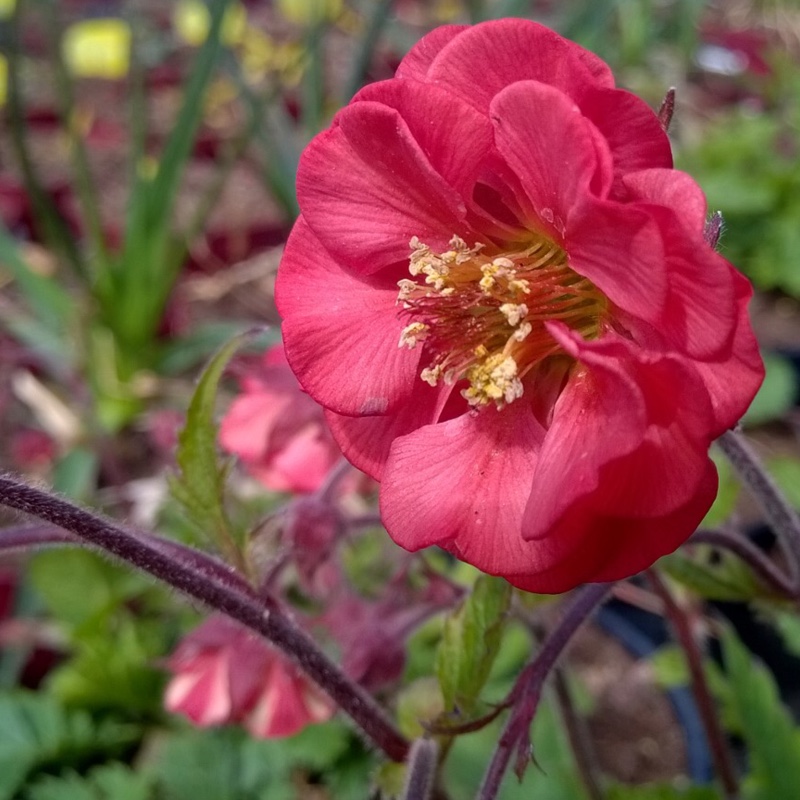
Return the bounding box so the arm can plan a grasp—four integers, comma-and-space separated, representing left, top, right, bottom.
660, 545, 761, 601
719, 625, 800, 800
29, 549, 143, 627
27, 763, 153, 800
0, 692, 140, 800
171, 329, 260, 545
435, 575, 511, 715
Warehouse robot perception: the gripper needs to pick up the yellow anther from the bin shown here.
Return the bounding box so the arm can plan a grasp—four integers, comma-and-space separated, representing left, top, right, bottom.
420, 365, 442, 386
399, 322, 429, 349
463, 354, 523, 408
499, 303, 528, 326
512, 322, 532, 342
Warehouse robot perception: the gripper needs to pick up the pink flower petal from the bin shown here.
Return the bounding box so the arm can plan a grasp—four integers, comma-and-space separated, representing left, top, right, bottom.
395, 24, 467, 80
423, 18, 614, 113
353, 78, 493, 200
219, 392, 293, 463
296, 101, 470, 273
379, 401, 546, 578
277, 217, 420, 415
490, 80, 614, 228
580, 89, 673, 195
324, 381, 448, 480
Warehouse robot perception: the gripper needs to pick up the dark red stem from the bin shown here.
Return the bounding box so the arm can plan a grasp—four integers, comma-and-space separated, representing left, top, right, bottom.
477, 582, 612, 800
717, 429, 800, 589
0, 473, 409, 762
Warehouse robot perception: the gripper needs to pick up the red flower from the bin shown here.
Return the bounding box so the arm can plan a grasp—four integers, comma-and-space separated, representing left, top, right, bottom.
165, 616, 333, 738
276, 20, 764, 593
219, 344, 341, 493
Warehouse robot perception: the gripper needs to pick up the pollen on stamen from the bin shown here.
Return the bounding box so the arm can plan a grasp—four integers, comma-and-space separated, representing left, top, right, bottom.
499, 303, 528, 326
463, 354, 523, 407
399, 322, 429, 349
397, 232, 607, 410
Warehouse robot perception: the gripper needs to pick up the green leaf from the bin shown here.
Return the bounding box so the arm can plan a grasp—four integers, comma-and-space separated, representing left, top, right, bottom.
701, 452, 740, 528
28, 549, 142, 628
27, 764, 153, 800
157, 323, 278, 376
763, 606, 800, 661
443, 692, 586, 800
649, 645, 691, 690
0, 223, 73, 333
718, 625, 800, 800
0, 691, 140, 800
435, 575, 512, 716
765, 456, 800, 509
51, 448, 98, 502
607, 783, 721, 799
659, 545, 762, 601
170, 329, 259, 548
743, 353, 797, 427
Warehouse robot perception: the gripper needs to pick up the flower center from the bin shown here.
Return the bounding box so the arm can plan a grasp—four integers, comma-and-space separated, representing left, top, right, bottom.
397, 235, 608, 408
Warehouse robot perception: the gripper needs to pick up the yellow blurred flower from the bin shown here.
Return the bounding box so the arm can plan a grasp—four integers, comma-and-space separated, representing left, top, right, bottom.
173, 0, 247, 47
62, 19, 131, 80
276, 0, 342, 26
239, 27, 305, 86
0, 0, 15, 19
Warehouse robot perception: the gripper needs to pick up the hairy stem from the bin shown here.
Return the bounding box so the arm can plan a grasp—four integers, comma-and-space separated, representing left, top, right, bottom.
648, 570, 739, 800
478, 582, 612, 800
402, 738, 439, 800
0, 474, 409, 762
717, 429, 800, 588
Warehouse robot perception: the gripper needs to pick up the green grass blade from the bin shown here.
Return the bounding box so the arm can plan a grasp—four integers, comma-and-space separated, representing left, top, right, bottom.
342, 0, 394, 102
0, 224, 73, 331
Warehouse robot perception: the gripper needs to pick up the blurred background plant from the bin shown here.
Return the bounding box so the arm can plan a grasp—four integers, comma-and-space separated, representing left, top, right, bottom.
1, 0, 800, 798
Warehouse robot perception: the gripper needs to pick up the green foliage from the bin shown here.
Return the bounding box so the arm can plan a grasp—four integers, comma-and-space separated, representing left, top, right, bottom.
444, 692, 587, 799
0, 692, 141, 800
170, 330, 259, 550
743, 354, 797, 428
51, 449, 99, 503
436, 575, 512, 716
148, 722, 369, 800
659, 545, 762, 601
649, 644, 691, 690
765, 456, 800, 508
701, 453, 740, 528
762, 606, 800, 660
717, 625, 800, 800
28, 549, 170, 718
677, 99, 800, 297
29, 549, 145, 628
0, 223, 73, 350
607, 784, 721, 799
26, 764, 153, 800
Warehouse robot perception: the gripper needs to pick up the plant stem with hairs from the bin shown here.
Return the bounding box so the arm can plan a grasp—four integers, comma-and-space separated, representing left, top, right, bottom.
0, 474, 410, 763
477, 582, 612, 800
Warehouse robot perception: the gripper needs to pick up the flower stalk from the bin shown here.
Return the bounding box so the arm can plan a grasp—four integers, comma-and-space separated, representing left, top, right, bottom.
477, 582, 612, 800
717, 429, 800, 589
0, 473, 410, 763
